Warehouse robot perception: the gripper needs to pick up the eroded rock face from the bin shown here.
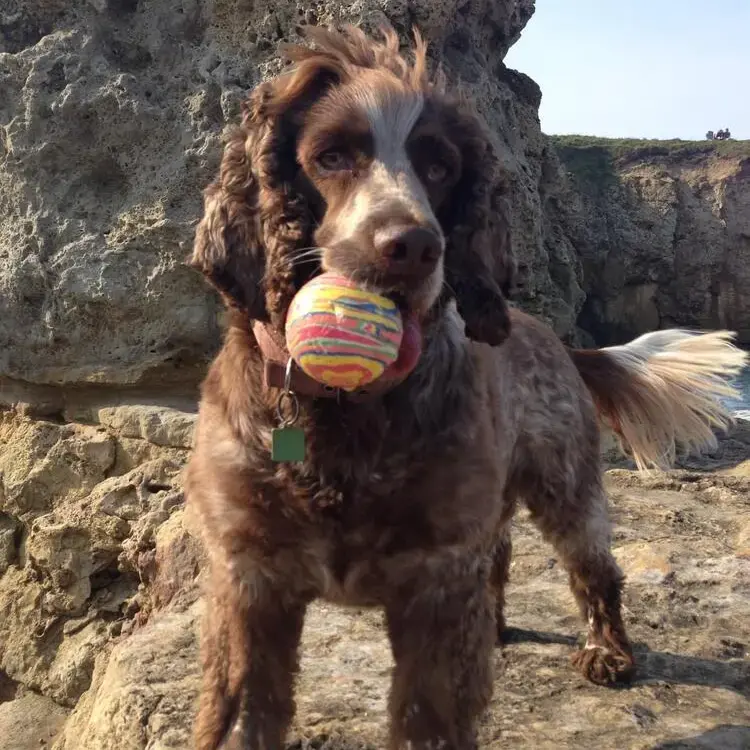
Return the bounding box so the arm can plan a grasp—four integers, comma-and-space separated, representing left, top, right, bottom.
0, 407, 190, 708
1, 408, 748, 747
0, 0, 588, 395
555, 142, 750, 345
1, 405, 747, 748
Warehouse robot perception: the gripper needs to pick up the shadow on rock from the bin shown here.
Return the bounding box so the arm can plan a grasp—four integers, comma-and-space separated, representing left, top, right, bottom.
501, 627, 749, 696
287, 736, 376, 750
634, 643, 750, 696
502, 626, 577, 647
650, 724, 750, 749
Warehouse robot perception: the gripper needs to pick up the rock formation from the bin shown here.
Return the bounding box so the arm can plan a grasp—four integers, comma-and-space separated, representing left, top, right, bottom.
0, 0, 584, 400
3, 403, 749, 750
0, 1, 748, 749
554, 137, 750, 345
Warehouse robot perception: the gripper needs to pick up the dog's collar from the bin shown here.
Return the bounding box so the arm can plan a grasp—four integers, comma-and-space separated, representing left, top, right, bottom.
252, 321, 409, 402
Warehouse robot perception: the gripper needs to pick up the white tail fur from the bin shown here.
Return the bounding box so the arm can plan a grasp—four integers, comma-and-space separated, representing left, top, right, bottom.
590, 330, 748, 471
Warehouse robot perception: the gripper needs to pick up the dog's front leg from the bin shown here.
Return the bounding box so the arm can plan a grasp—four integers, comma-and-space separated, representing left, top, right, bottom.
194, 566, 308, 750
384, 553, 496, 750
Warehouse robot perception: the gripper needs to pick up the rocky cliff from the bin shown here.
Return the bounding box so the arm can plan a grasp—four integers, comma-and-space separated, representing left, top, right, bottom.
1, 1, 748, 749
553, 137, 750, 346
0, 0, 581, 407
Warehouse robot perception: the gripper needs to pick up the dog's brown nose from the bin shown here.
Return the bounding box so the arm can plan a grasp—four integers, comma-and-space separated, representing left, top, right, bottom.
375, 226, 442, 280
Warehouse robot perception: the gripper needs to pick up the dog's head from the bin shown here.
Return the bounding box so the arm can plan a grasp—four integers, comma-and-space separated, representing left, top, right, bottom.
191, 24, 514, 346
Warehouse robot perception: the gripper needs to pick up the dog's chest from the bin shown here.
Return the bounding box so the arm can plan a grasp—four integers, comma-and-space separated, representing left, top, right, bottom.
312, 521, 434, 606
275, 391, 500, 604
293, 460, 499, 606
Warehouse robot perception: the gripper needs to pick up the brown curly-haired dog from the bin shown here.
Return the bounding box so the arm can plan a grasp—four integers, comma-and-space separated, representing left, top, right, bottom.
186, 25, 747, 749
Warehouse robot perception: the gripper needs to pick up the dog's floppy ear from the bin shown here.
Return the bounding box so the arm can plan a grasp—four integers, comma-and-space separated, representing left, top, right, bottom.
190, 119, 269, 320
438, 101, 515, 347
190, 48, 344, 324
446, 183, 516, 347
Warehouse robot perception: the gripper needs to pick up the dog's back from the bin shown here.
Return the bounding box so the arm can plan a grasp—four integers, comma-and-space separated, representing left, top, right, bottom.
485, 308, 747, 475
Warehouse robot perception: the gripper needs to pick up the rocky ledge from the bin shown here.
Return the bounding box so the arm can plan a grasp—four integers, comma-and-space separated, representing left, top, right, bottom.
0, 403, 748, 749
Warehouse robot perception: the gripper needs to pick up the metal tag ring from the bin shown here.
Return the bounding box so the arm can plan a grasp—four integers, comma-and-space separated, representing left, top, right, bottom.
276, 390, 300, 427
284, 357, 295, 392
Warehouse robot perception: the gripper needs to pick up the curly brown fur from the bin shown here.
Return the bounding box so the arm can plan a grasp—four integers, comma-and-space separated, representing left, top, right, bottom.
186, 24, 747, 749
190, 23, 513, 343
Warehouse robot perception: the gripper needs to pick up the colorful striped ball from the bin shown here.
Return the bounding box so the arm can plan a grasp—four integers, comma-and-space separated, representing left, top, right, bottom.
285, 273, 403, 392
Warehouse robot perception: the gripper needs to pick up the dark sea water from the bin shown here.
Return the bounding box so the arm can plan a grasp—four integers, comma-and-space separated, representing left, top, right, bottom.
726, 367, 750, 419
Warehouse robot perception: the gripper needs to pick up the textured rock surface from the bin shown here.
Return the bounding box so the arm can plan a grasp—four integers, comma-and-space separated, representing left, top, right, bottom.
1, 411, 748, 747
0, 406, 190, 709
48, 425, 750, 750
0, 0, 589, 395
553, 138, 750, 345
0, 691, 69, 750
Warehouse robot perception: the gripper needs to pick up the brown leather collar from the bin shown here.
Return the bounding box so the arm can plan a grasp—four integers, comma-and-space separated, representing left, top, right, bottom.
252, 321, 409, 402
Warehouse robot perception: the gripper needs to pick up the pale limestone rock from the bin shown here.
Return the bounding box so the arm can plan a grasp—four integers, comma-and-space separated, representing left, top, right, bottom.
0, 409, 188, 709
48, 434, 750, 750
0, 512, 17, 573
615, 541, 673, 585
97, 405, 197, 449
735, 521, 750, 559
0, 0, 583, 396
52, 604, 202, 750
0, 414, 116, 516
0, 691, 69, 750
110, 435, 189, 475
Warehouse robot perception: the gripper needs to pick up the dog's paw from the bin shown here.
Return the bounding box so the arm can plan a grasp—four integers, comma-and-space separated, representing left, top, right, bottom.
571, 644, 636, 686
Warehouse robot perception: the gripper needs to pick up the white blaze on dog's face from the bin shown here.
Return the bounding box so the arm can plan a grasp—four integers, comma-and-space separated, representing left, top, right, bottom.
344, 73, 434, 231
297, 68, 463, 318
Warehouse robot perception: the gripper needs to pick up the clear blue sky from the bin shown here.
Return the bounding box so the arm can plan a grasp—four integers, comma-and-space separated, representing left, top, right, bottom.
505, 1, 750, 140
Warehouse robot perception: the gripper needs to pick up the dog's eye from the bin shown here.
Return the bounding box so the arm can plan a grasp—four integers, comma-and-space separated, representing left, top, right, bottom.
426, 162, 448, 183
316, 150, 351, 172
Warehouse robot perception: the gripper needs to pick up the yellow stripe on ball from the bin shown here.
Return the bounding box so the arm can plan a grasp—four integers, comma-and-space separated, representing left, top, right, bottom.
285, 273, 404, 391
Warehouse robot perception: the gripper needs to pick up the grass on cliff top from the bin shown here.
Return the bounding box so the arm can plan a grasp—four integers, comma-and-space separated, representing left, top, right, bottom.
551, 134, 750, 159
549, 135, 750, 188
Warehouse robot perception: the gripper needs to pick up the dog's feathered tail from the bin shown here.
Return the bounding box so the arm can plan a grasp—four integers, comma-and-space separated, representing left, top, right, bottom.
570, 329, 749, 471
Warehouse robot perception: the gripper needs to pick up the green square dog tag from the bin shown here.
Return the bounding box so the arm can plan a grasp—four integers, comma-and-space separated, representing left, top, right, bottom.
272, 426, 306, 462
